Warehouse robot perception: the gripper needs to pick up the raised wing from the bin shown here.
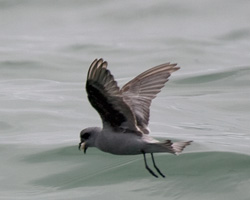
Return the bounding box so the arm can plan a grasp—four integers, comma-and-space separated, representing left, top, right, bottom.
121, 63, 180, 134
86, 58, 140, 134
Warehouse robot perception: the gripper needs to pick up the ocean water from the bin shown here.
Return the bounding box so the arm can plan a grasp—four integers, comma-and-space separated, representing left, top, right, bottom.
1, 0, 250, 199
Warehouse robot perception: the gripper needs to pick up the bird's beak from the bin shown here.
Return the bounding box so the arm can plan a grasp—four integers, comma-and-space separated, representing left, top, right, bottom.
78, 142, 88, 154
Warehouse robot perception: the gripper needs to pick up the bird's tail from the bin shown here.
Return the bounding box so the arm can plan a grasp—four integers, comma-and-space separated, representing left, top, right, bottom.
145, 140, 192, 154
166, 140, 192, 155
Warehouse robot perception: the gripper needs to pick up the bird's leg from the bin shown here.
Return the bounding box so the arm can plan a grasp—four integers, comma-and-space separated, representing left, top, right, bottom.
151, 153, 165, 178
142, 152, 158, 178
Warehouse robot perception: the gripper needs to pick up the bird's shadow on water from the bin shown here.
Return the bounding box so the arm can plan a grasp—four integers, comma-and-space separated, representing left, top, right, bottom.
22, 145, 250, 191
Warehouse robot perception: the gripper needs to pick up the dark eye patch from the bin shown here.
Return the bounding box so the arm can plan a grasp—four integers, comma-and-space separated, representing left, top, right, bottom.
82, 132, 90, 140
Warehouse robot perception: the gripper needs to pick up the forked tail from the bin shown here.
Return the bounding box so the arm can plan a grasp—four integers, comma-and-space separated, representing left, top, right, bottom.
145, 140, 192, 154
165, 140, 192, 155
142, 140, 192, 177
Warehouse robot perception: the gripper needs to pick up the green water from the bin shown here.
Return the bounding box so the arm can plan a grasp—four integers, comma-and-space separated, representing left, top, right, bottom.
1, 144, 250, 199
1, 0, 250, 199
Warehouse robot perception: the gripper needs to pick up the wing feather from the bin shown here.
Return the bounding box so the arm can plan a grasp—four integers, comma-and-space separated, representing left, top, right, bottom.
121, 63, 180, 134
86, 58, 140, 134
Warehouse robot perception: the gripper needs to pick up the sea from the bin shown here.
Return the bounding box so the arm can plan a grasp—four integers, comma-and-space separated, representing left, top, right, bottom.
0, 0, 250, 199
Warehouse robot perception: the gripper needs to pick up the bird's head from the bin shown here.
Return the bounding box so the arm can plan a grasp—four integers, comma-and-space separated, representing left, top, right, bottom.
78, 127, 100, 154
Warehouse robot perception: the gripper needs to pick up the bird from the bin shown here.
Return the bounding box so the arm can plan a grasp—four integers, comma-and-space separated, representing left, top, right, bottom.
79, 58, 192, 178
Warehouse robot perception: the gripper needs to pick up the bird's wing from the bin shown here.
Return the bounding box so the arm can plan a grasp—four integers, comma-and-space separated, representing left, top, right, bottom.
121, 63, 180, 134
86, 58, 141, 134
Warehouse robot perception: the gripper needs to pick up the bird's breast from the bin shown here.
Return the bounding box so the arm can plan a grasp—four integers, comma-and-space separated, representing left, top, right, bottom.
95, 132, 144, 155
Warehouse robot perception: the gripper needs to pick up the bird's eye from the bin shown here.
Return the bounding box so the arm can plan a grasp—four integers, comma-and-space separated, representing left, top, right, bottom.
82, 132, 90, 140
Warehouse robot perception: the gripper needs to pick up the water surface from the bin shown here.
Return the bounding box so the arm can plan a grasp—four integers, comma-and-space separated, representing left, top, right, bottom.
1, 0, 250, 199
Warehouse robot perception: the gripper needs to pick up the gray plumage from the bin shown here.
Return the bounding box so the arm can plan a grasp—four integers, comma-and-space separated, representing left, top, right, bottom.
79, 58, 192, 178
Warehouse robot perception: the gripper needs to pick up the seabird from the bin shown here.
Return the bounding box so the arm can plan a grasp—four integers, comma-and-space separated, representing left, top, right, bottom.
79, 58, 192, 178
